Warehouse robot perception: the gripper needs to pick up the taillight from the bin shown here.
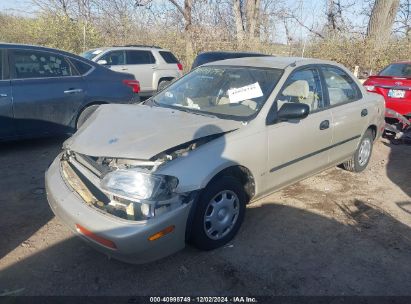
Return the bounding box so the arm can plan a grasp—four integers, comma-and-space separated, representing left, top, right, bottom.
123, 79, 140, 93
177, 63, 183, 71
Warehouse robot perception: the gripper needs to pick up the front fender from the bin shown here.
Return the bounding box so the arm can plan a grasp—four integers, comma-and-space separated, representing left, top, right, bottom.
155, 130, 266, 195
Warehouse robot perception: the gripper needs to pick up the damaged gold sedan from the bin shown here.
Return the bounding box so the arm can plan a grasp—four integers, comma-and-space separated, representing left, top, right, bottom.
46, 57, 385, 263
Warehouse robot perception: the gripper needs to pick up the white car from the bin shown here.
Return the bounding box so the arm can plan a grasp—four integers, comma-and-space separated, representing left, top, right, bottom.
81, 45, 183, 96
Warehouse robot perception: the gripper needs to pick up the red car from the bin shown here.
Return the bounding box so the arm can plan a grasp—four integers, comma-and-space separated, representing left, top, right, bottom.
364, 62, 411, 121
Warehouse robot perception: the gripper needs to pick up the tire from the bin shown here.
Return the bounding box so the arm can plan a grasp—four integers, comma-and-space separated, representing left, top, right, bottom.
189, 176, 246, 250
342, 129, 374, 172
157, 80, 172, 92
76, 105, 100, 130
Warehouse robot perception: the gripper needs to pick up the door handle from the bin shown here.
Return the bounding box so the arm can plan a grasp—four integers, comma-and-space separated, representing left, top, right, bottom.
121, 68, 128, 71
319, 120, 330, 130
0, 93, 7, 98
361, 109, 368, 117
64, 89, 83, 94
151, 66, 157, 70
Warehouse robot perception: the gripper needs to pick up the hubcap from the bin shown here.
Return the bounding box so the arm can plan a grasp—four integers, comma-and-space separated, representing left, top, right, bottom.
358, 138, 371, 166
203, 190, 240, 240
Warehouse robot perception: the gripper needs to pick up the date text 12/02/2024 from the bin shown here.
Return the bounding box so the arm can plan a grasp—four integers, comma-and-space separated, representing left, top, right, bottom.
149, 297, 258, 303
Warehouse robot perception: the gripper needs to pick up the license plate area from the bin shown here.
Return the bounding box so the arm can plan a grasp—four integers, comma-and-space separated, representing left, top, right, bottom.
388, 89, 406, 98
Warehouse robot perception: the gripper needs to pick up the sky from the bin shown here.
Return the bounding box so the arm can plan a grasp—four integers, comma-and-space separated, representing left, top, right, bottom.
0, 0, 33, 13
0, 0, 369, 43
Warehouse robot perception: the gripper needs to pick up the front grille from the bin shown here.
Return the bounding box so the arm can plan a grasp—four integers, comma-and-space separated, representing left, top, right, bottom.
61, 160, 109, 207
72, 152, 108, 178
62, 151, 110, 205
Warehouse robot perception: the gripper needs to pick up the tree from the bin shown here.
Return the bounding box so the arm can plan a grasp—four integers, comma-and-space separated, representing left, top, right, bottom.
367, 0, 400, 46
135, 0, 194, 63
394, 0, 411, 39
326, 0, 347, 34
232, 0, 261, 47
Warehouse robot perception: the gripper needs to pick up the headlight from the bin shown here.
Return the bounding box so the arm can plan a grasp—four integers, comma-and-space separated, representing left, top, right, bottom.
101, 169, 178, 201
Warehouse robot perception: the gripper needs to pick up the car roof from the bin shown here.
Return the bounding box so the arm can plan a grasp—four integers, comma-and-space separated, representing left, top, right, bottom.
389, 61, 411, 64
91, 46, 171, 52
203, 56, 340, 69
191, 51, 269, 69
0, 42, 96, 63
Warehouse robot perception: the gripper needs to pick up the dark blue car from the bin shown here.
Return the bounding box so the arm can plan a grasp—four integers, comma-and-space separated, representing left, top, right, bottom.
0, 43, 140, 141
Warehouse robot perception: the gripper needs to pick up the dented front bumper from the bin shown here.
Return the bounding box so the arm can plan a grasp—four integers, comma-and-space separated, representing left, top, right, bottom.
45, 154, 192, 264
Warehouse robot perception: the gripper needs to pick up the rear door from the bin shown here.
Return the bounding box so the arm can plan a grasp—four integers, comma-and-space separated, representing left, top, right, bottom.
124, 50, 156, 92
0, 49, 15, 139
10, 48, 86, 136
320, 66, 367, 164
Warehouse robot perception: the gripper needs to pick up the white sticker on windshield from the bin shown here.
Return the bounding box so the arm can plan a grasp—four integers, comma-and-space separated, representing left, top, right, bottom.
228, 82, 263, 103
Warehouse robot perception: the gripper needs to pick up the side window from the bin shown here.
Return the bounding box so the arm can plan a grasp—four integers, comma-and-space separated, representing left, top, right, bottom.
100, 51, 125, 65
159, 51, 179, 64
70, 58, 93, 75
277, 68, 324, 112
126, 50, 155, 64
322, 67, 361, 106
13, 50, 73, 79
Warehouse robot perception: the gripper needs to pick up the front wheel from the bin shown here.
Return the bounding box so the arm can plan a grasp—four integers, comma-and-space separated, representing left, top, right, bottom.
76, 105, 100, 130
342, 129, 374, 172
188, 176, 246, 250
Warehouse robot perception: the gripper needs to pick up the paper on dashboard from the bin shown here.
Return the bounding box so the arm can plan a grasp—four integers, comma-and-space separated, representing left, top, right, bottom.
228, 82, 263, 103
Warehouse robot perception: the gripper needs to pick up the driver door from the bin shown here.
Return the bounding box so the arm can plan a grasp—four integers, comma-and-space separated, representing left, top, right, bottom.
263, 67, 333, 193
99, 50, 128, 73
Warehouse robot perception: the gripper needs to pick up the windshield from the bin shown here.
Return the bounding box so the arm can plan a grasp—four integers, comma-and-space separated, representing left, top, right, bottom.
80, 49, 103, 61
153, 66, 283, 120
379, 63, 411, 77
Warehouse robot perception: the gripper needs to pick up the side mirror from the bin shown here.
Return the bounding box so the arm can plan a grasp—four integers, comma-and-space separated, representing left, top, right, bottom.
277, 102, 310, 121
97, 59, 108, 65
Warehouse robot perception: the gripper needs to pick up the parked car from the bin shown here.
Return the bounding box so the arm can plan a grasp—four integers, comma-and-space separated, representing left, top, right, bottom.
191, 51, 270, 70
0, 43, 140, 141
46, 57, 385, 264
363, 61, 411, 121
81, 45, 183, 96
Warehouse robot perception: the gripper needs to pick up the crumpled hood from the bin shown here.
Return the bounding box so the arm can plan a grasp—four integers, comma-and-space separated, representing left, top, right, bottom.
65, 104, 242, 160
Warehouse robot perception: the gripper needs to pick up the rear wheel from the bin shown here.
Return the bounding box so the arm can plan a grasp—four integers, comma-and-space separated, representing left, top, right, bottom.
76, 105, 100, 130
342, 129, 374, 172
189, 176, 246, 250
157, 80, 172, 92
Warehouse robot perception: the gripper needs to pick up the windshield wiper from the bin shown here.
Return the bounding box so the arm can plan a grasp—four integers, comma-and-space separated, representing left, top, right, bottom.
170, 106, 218, 118
189, 111, 218, 119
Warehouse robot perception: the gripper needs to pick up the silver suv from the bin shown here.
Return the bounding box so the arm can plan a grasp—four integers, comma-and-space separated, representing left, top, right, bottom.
81, 45, 183, 96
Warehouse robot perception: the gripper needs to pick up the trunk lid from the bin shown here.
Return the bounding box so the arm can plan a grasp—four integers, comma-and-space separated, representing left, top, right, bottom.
364, 75, 411, 116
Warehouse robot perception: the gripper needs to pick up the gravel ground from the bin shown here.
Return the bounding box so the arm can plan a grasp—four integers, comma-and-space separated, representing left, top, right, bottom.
0, 136, 410, 296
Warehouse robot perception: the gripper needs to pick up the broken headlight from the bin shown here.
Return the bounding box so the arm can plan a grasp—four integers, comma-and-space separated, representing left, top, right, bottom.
100, 169, 178, 201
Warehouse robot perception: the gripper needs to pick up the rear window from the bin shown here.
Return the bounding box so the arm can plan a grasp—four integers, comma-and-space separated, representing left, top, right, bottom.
379, 63, 411, 77
126, 50, 155, 64
159, 51, 179, 64
71, 58, 93, 75
81, 49, 103, 60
